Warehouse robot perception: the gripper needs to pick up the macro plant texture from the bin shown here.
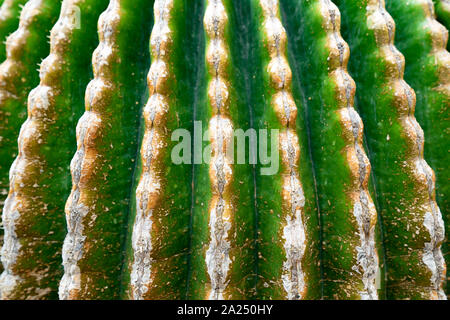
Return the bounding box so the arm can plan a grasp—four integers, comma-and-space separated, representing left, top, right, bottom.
0, 0, 447, 300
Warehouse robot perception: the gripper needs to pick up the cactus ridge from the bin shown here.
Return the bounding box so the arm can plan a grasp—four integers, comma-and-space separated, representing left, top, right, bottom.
59, 0, 121, 300
0, 0, 60, 213
278, 0, 380, 299
258, 0, 308, 300
0, 0, 447, 301
203, 0, 234, 300
336, 0, 446, 299
130, 0, 173, 300
59, 0, 153, 300
371, 0, 445, 300
319, 0, 379, 300
0, 0, 61, 299
0, 0, 29, 63
434, 0, 450, 37
0, 0, 108, 300
386, 0, 450, 298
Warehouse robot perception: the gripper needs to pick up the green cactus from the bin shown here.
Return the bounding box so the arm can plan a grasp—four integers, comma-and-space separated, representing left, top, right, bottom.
336, 0, 446, 299
0, 0, 447, 300
385, 0, 450, 298
434, 1, 450, 46
0, 1, 29, 63
1, 0, 108, 300
280, 0, 380, 300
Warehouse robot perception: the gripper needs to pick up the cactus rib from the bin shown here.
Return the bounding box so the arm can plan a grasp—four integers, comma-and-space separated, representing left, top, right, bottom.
0, 1, 29, 63
316, 0, 379, 299
59, 0, 152, 299
337, 0, 446, 299
279, 0, 379, 300
128, 0, 174, 300
0, 0, 107, 300
203, 0, 235, 300
254, 0, 310, 299
0, 0, 60, 212
385, 0, 450, 298
0, 0, 61, 299
434, 0, 450, 41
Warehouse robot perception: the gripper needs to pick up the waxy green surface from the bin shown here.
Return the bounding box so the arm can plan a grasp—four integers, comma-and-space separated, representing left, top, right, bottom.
280, 0, 382, 299
2, 0, 109, 300
336, 0, 442, 299
386, 0, 450, 298
0, 0, 61, 279
434, 0, 450, 49
121, 0, 209, 300
67, 0, 153, 299
250, 0, 321, 299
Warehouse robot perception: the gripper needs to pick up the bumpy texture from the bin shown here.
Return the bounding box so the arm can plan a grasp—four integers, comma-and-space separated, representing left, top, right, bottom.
0, 0, 447, 300
0, 0, 29, 63
59, 0, 152, 299
0, 0, 107, 300
337, 0, 446, 299
280, 0, 379, 300
0, 0, 61, 296
386, 0, 450, 298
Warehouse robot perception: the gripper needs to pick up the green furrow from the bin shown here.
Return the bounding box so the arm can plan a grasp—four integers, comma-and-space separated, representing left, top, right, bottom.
193, 0, 257, 299
385, 0, 450, 299
58, 0, 153, 299
280, 0, 380, 300
121, 0, 207, 300
205, 0, 257, 300
0, 0, 60, 282
0, 0, 108, 300
0, 0, 61, 212
336, 0, 446, 299
249, 0, 321, 300
0, 0, 29, 63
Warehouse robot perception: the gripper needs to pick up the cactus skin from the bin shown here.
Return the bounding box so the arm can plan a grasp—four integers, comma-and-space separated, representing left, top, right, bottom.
0, 1, 29, 63
0, 0, 61, 225
0, 0, 60, 280
59, 0, 153, 299
336, 0, 446, 299
249, 0, 321, 300
0, 0, 447, 302
201, 0, 255, 300
385, 0, 450, 299
434, 1, 450, 46
280, 0, 379, 300
0, 0, 109, 300
123, 0, 209, 300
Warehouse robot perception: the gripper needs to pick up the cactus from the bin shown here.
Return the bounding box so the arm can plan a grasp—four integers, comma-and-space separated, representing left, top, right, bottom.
0, 0, 447, 300
0, 1, 29, 63
385, 0, 450, 298
434, 1, 450, 44
336, 0, 446, 299
0, 0, 108, 300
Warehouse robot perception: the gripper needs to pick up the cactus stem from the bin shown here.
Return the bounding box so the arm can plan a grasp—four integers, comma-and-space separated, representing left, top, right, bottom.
321, 0, 379, 299
371, 0, 445, 300
204, 0, 234, 300
258, 0, 308, 300
130, 0, 173, 300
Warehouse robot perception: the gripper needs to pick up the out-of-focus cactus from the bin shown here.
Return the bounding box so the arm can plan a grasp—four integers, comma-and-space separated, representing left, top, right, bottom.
0, 1, 29, 63
0, 0, 447, 300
